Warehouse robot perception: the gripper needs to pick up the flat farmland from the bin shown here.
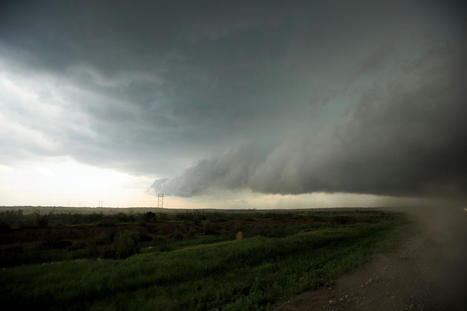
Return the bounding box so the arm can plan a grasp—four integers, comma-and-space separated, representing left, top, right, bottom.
0, 208, 411, 310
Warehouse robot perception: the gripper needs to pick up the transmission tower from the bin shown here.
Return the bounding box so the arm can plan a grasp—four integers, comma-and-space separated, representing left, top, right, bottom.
157, 193, 164, 208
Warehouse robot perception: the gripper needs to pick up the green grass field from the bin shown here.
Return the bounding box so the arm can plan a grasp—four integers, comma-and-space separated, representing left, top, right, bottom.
0, 208, 411, 310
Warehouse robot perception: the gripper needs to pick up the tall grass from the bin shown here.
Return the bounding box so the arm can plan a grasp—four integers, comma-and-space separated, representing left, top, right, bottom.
0, 213, 410, 310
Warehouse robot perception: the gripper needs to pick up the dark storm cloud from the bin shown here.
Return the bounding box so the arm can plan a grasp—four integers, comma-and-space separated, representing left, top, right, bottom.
153, 42, 467, 197
0, 0, 306, 174
1, 0, 465, 198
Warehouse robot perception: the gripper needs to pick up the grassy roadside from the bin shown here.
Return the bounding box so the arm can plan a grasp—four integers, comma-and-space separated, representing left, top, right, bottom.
0, 210, 412, 310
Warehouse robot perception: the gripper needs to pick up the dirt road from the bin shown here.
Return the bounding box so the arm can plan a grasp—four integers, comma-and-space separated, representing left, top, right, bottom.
275, 207, 467, 311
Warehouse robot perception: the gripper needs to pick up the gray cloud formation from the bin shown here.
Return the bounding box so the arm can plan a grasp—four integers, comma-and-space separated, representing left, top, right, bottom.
0, 0, 315, 174
152, 42, 467, 197
0, 0, 465, 199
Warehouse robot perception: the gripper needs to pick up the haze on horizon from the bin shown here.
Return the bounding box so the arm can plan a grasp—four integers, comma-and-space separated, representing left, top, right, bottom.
0, 0, 466, 208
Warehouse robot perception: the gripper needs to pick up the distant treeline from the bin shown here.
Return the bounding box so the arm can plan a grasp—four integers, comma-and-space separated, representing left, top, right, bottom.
0, 208, 389, 230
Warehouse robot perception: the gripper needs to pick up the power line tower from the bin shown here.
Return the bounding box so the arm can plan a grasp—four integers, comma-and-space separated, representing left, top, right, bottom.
157, 193, 164, 208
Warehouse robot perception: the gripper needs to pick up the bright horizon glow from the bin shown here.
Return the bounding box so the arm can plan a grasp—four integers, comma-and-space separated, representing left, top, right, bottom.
0, 158, 157, 207
0, 158, 426, 210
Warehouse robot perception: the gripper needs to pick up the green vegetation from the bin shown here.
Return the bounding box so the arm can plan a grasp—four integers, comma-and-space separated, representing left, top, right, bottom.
0, 208, 411, 310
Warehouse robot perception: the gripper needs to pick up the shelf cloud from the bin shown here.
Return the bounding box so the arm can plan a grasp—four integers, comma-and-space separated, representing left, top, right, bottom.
152, 43, 467, 198
0, 0, 465, 205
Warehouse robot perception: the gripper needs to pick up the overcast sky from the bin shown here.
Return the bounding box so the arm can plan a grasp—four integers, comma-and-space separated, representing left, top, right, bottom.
0, 0, 466, 208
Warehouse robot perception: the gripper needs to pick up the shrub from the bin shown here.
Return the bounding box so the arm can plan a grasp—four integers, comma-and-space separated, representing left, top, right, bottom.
143, 211, 157, 223
115, 230, 140, 259
70, 241, 86, 250
139, 233, 153, 242
35, 213, 49, 228
92, 232, 115, 246
187, 226, 196, 238
101, 246, 116, 258
202, 221, 218, 235
116, 213, 135, 223
171, 228, 184, 241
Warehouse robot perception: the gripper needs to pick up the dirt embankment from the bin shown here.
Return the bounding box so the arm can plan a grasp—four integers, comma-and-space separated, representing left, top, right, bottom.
275, 206, 467, 311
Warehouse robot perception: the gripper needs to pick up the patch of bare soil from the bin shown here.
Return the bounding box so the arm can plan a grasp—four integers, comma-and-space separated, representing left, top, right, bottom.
275, 207, 467, 311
